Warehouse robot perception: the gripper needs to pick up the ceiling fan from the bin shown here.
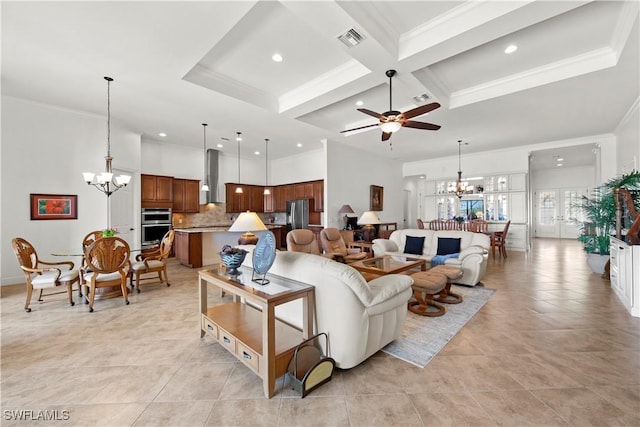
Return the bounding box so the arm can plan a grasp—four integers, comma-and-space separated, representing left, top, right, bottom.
341, 69, 441, 142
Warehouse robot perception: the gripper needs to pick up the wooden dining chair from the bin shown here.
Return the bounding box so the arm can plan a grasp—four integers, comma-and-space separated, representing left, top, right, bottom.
130, 230, 175, 293
417, 219, 425, 229
11, 237, 79, 312
491, 220, 511, 258
82, 236, 131, 312
78, 230, 103, 297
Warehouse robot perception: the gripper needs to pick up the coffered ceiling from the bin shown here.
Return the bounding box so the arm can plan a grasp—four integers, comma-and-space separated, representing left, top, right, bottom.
2, 1, 638, 169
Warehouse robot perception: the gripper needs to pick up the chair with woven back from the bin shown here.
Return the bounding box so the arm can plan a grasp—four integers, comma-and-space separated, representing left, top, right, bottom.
78, 230, 103, 297
491, 220, 511, 258
131, 229, 175, 293
82, 236, 131, 312
11, 237, 79, 312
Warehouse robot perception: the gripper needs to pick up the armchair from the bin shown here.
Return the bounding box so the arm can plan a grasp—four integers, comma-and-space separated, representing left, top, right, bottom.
131, 230, 175, 292
11, 237, 79, 312
320, 227, 367, 263
286, 229, 321, 255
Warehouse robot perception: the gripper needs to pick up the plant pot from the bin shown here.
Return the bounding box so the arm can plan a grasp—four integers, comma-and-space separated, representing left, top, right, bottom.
586, 253, 609, 275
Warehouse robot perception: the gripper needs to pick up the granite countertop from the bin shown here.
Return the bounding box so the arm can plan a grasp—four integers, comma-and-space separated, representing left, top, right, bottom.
173, 226, 231, 233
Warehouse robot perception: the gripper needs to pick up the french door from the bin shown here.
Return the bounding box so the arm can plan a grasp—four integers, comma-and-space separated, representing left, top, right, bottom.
535, 188, 586, 239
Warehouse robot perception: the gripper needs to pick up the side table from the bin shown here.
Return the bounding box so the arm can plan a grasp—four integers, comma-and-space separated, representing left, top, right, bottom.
199, 266, 315, 398
348, 241, 374, 258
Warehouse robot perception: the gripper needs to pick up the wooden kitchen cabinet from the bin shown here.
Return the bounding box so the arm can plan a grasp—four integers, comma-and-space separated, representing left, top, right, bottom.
141, 174, 173, 208
250, 186, 265, 212
175, 231, 202, 268
312, 180, 324, 212
173, 179, 200, 213
263, 187, 274, 212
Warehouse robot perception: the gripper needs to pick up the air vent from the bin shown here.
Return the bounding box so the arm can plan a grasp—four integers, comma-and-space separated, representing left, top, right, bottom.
338, 28, 365, 47
412, 93, 430, 104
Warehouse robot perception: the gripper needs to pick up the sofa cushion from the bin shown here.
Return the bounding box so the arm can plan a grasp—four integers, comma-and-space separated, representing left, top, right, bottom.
403, 235, 425, 255
437, 237, 461, 255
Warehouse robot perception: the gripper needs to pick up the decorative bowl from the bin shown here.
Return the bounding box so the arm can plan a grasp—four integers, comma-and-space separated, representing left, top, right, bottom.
220, 250, 248, 275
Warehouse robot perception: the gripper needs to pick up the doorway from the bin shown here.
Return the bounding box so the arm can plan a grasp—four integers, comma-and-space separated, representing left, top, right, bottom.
110, 168, 135, 248
534, 188, 586, 239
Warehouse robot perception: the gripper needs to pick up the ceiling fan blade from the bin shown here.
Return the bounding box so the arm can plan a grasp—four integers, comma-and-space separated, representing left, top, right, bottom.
403, 120, 441, 130
340, 123, 379, 133
401, 102, 441, 120
381, 131, 392, 141
357, 108, 384, 119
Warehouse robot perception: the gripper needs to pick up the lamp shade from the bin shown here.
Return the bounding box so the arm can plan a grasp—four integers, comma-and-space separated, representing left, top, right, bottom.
357, 211, 381, 225
338, 204, 354, 214
229, 211, 267, 232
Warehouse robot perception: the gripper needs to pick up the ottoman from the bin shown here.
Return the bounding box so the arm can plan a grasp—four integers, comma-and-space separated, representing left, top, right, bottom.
429, 265, 464, 304
409, 271, 448, 317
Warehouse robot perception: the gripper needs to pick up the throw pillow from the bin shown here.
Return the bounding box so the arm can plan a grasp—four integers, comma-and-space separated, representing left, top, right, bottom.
437, 237, 461, 255
403, 236, 425, 255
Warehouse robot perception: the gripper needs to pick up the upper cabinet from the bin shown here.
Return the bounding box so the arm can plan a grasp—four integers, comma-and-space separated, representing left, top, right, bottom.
224, 180, 324, 213
173, 179, 200, 213
141, 174, 173, 208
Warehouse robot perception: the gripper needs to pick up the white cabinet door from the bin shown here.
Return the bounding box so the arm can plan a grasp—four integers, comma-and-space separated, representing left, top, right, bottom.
509, 173, 526, 191
509, 192, 526, 223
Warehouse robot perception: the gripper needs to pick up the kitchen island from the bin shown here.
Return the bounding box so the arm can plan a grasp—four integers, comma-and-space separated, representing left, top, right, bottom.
174, 225, 285, 268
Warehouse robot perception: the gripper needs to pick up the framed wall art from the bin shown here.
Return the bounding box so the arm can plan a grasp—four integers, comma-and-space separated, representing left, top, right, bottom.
30, 194, 78, 220
370, 185, 384, 211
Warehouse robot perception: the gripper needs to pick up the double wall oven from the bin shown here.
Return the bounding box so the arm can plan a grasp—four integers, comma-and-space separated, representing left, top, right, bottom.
141, 208, 172, 248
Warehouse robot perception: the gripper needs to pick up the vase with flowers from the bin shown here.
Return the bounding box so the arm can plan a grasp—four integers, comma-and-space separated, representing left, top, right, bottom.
102, 227, 119, 238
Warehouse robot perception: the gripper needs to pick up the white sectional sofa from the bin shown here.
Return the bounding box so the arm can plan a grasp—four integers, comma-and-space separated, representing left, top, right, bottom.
240, 247, 413, 369
372, 229, 490, 286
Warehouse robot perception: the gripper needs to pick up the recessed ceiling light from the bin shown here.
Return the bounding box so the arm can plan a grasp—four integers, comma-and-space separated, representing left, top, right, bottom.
419, 175, 425, 179
504, 44, 518, 54
297, 143, 302, 147
254, 151, 260, 155
356, 100, 363, 106
158, 132, 166, 137
557, 157, 564, 162
557, 163, 563, 167
272, 53, 283, 62
216, 143, 223, 148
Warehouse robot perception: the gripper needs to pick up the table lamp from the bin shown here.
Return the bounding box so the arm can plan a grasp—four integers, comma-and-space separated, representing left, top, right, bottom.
357, 211, 381, 242
338, 204, 355, 228
228, 211, 267, 245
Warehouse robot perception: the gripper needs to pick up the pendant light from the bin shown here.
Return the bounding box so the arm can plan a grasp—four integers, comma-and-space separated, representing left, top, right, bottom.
82, 76, 131, 196
454, 139, 464, 199
201, 124, 209, 192
235, 132, 243, 194
263, 138, 270, 195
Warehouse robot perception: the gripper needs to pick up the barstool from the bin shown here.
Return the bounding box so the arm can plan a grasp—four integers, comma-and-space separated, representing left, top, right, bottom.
430, 265, 464, 304
409, 271, 448, 317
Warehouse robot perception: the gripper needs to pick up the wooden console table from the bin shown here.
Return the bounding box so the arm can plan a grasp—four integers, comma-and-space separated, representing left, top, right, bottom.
198, 266, 315, 397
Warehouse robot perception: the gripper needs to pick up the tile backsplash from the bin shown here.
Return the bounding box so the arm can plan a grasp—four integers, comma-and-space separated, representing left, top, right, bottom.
172, 204, 286, 228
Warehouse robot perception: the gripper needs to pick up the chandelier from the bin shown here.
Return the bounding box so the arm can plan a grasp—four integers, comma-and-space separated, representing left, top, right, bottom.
82, 77, 131, 196
454, 140, 464, 199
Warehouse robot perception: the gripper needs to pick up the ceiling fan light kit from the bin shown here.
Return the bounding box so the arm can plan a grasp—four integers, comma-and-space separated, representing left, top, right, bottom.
341, 69, 441, 145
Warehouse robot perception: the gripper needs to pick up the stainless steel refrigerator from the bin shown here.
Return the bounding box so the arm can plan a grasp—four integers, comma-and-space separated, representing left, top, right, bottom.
286, 199, 309, 232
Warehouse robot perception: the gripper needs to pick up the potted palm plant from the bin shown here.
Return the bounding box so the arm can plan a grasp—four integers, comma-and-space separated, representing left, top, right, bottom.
577, 170, 640, 275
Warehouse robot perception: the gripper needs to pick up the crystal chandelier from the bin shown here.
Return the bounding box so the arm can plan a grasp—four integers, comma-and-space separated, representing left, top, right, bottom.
82, 77, 131, 196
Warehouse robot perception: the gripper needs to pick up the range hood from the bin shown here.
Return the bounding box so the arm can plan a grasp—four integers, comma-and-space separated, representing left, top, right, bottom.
205, 149, 222, 203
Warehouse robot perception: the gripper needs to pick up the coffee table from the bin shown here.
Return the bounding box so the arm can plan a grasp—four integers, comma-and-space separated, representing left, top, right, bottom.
350, 255, 427, 279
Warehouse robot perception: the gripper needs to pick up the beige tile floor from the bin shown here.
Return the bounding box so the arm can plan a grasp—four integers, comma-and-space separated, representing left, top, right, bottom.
1, 238, 639, 426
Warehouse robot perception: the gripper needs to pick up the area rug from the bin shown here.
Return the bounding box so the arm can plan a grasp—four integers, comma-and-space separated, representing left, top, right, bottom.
382, 284, 496, 368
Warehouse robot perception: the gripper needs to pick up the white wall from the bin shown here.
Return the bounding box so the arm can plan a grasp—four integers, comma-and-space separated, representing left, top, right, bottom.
615, 99, 640, 174
270, 148, 325, 185
531, 166, 594, 189
325, 141, 404, 229
2, 96, 141, 284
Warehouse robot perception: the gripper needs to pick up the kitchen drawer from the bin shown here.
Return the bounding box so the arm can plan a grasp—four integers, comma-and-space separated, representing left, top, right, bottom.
201, 315, 218, 339
218, 327, 237, 353
237, 341, 260, 373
